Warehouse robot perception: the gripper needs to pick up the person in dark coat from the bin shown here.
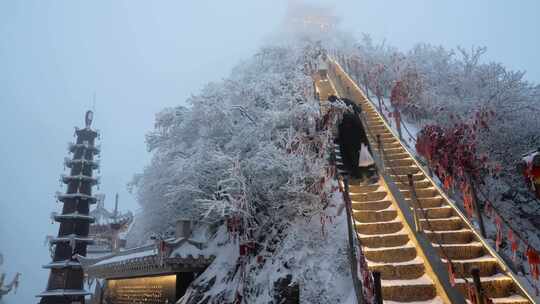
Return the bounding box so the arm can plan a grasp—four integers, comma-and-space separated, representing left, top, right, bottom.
339, 112, 364, 179
335, 96, 376, 181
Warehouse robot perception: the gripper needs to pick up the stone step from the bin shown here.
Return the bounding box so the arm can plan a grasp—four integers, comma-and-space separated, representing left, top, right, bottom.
392, 173, 426, 182
425, 229, 475, 245
363, 243, 417, 263
377, 132, 394, 139
385, 298, 445, 304
358, 230, 410, 248
369, 125, 388, 131
405, 196, 444, 208
355, 219, 403, 235
489, 295, 531, 304
396, 179, 432, 190
367, 118, 384, 124
368, 125, 386, 132
400, 187, 439, 199
367, 115, 383, 120
379, 137, 399, 144
369, 145, 407, 154
367, 118, 383, 124
420, 217, 463, 231
417, 206, 455, 219
368, 258, 426, 280
380, 141, 403, 150
384, 153, 410, 161
386, 166, 421, 176
442, 255, 500, 277
381, 274, 437, 302
349, 191, 388, 202
434, 242, 485, 260
353, 209, 397, 223
352, 200, 392, 211
387, 158, 415, 167
454, 273, 516, 298
348, 184, 380, 193
367, 123, 390, 132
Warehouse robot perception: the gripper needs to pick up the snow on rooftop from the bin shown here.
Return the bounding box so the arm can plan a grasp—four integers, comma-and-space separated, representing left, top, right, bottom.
93, 248, 157, 266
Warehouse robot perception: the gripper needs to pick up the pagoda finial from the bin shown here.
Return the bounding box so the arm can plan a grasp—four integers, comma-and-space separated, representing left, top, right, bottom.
114, 193, 119, 219
85, 110, 94, 129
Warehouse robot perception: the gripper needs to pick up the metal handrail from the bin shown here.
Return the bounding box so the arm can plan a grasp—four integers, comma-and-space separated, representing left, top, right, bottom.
342, 176, 366, 304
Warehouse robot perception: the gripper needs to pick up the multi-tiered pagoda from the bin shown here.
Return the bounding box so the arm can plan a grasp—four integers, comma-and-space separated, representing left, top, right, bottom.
38, 111, 100, 304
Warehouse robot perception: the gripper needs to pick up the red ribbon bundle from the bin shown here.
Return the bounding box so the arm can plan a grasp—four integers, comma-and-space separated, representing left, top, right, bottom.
495, 215, 503, 251
467, 283, 477, 304
484, 200, 493, 218
462, 184, 474, 220
443, 175, 453, 191
508, 229, 519, 263
448, 263, 456, 286
239, 243, 248, 256
526, 247, 540, 280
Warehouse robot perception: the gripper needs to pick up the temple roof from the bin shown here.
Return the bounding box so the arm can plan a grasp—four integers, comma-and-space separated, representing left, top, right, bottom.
36, 289, 92, 298
89, 194, 133, 228
68, 142, 100, 154
56, 191, 98, 204
79, 237, 214, 279
50, 234, 94, 244
74, 126, 99, 138
61, 174, 99, 186
54, 212, 95, 223
64, 157, 100, 169
42, 260, 82, 269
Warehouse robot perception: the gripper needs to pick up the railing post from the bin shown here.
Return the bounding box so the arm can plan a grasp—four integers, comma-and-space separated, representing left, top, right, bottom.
469, 177, 487, 238
376, 135, 385, 174
346, 86, 351, 98
394, 110, 403, 141
471, 267, 485, 304
427, 160, 434, 178
408, 173, 423, 232
373, 271, 382, 304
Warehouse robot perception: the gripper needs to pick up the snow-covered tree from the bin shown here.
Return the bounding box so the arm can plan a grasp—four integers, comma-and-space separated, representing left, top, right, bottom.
128, 45, 334, 245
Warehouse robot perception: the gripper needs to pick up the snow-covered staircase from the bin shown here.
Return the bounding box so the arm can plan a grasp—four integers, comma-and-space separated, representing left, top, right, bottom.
348, 177, 443, 302
329, 60, 534, 304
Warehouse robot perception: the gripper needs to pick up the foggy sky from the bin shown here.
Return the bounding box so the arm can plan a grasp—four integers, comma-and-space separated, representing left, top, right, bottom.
1, 1, 539, 302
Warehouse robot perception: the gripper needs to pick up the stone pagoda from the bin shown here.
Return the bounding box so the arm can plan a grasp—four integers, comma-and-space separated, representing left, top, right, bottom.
38, 111, 100, 304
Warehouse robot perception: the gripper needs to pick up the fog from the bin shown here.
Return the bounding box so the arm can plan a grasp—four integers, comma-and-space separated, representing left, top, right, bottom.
1, 1, 538, 302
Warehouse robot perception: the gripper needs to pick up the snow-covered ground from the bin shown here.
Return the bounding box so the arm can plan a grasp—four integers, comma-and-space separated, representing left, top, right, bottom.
177, 190, 357, 304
